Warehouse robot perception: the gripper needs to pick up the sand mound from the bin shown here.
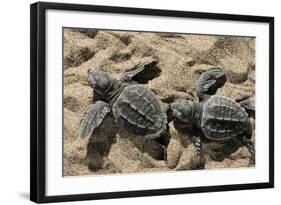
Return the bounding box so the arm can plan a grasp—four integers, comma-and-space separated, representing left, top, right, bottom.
63, 28, 255, 176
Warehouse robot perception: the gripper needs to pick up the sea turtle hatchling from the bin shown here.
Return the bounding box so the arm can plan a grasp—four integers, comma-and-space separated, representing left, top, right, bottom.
170, 68, 255, 166
80, 62, 170, 157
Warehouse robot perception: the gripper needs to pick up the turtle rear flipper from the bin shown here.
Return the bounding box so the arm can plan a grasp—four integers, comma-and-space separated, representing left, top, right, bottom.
196, 68, 226, 100
80, 101, 111, 139
241, 136, 255, 164
120, 60, 161, 84
151, 126, 171, 161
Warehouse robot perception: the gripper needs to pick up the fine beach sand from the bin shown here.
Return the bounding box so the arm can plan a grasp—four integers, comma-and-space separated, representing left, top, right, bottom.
63, 28, 255, 176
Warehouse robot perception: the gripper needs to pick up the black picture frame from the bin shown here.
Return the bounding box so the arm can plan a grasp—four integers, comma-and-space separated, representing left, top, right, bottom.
30, 1, 274, 203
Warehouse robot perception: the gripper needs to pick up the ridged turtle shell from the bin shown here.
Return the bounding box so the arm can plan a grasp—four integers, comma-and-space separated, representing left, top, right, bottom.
112, 84, 167, 138
201, 95, 252, 141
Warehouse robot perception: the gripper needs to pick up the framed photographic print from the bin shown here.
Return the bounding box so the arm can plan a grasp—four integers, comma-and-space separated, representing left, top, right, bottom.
30, 1, 274, 203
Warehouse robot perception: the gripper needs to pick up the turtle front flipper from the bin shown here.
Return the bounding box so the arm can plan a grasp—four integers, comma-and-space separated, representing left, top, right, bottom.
237, 96, 255, 119
192, 135, 205, 169
80, 101, 111, 139
120, 60, 161, 84
196, 68, 226, 100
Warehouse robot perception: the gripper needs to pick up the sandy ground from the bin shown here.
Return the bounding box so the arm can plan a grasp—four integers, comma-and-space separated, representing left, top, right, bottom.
63, 28, 255, 176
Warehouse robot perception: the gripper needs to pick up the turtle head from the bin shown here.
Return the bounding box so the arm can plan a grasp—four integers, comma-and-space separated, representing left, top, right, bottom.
88, 68, 116, 101
170, 99, 195, 125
